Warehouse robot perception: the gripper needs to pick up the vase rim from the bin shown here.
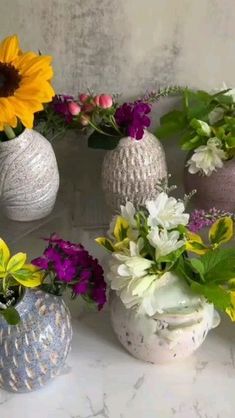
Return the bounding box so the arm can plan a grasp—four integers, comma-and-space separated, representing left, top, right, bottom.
0, 128, 34, 150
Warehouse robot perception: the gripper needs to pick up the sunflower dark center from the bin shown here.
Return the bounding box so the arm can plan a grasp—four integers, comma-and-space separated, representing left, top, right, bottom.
0, 62, 21, 97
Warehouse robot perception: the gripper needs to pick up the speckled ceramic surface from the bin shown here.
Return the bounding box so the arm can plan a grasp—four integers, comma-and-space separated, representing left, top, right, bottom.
0, 129, 59, 221
0, 289, 72, 393
101, 131, 167, 211
184, 159, 235, 211
110, 295, 219, 364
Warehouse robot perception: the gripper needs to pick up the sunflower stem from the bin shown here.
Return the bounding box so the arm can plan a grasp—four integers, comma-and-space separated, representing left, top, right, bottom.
4, 125, 16, 140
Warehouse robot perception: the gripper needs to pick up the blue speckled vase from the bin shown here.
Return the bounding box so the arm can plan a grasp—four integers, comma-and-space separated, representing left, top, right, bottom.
0, 289, 72, 393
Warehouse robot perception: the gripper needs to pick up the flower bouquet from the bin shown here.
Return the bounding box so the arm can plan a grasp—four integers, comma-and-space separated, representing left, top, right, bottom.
0, 235, 106, 393
96, 187, 235, 363
156, 87, 235, 211
0, 34, 59, 221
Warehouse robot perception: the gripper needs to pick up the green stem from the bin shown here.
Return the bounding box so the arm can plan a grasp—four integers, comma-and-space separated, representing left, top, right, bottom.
109, 115, 122, 135
4, 125, 16, 140
88, 119, 118, 137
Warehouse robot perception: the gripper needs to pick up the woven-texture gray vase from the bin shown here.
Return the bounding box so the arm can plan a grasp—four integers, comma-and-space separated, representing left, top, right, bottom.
184, 159, 235, 211
0, 129, 59, 221
0, 289, 72, 393
101, 131, 167, 211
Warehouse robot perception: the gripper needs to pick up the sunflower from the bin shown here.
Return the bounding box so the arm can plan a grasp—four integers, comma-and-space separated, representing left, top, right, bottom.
0, 34, 55, 131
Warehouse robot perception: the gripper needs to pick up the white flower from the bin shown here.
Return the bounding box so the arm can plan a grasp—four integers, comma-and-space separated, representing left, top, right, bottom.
107, 251, 156, 309
187, 137, 227, 176
147, 227, 185, 259
121, 201, 137, 227
146, 192, 189, 230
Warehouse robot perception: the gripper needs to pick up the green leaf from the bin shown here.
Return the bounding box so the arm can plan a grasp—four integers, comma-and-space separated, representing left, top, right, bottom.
208, 107, 224, 125
160, 110, 185, 125
190, 119, 211, 137
200, 248, 235, 283
215, 94, 234, 105
88, 130, 121, 150
156, 121, 185, 139
225, 136, 235, 148
181, 135, 204, 151
1, 307, 21, 325
189, 258, 205, 278
190, 281, 230, 311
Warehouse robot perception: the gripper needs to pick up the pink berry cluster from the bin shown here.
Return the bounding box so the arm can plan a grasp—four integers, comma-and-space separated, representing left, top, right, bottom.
68, 93, 113, 126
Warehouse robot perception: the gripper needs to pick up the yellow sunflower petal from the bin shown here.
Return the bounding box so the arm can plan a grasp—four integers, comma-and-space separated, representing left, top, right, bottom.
0, 35, 20, 63
7, 97, 34, 128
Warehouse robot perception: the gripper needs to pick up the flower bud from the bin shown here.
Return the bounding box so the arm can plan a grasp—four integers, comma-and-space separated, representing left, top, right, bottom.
80, 114, 90, 126
68, 101, 81, 116
98, 94, 113, 109
79, 93, 89, 103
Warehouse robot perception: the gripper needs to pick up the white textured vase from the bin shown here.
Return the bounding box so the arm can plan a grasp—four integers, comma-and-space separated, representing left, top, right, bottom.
0, 129, 59, 221
101, 131, 167, 211
110, 294, 220, 364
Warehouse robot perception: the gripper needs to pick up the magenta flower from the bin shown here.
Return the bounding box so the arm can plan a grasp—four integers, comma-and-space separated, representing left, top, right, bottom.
52, 95, 75, 123
32, 235, 106, 310
115, 101, 151, 140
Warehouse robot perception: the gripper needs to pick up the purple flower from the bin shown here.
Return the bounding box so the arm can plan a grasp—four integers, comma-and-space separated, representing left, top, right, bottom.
188, 208, 233, 232
32, 235, 107, 310
52, 95, 74, 123
55, 259, 77, 282
115, 101, 151, 140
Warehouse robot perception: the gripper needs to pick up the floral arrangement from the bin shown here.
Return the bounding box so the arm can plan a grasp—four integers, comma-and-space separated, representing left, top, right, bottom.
96, 190, 235, 320
37, 93, 152, 148
37, 86, 183, 147
0, 34, 54, 141
0, 235, 106, 325
156, 87, 235, 176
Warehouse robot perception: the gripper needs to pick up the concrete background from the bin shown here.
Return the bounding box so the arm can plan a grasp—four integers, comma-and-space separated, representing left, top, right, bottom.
1, 0, 235, 96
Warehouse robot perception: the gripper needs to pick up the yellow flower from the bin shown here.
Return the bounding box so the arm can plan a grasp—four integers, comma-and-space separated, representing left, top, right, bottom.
0, 238, 43, 288
0, 34, 54, 130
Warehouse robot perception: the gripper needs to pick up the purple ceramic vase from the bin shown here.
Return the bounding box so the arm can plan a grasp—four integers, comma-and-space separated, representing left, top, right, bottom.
184, 159, 235, 211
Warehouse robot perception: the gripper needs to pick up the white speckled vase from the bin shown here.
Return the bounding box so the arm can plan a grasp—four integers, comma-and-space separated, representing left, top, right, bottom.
110, 295, 220, 364
0, 289, 72, 393
101, 131, 167, 211
0, 129, 59, 221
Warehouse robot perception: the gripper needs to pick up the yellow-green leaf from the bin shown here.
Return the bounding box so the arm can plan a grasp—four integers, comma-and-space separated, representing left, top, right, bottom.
0, 238, 10, 273
114, 237, 130, 251
226, 291, 235, 321
209, 216, 233, 245
12, 264, 43, 288
185, 231, 209, 255
95, 237, 114, 252
6, 252, 27, 273
113, 216, 129, 242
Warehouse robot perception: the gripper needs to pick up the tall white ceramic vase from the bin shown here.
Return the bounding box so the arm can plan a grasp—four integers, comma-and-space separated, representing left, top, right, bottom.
101, 131, 167, 211
0, 129, 59, 221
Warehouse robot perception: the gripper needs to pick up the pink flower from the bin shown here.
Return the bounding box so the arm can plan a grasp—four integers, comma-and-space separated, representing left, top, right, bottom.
95, 94, 113, 109
79, 93, 90, 103
68, 101, 81, 116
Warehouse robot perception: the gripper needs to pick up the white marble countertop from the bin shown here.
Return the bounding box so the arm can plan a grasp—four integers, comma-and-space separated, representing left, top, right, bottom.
1, 309, 235, 418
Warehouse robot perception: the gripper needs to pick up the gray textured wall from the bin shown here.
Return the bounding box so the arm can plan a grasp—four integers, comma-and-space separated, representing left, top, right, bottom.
2, 0, 235, 97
